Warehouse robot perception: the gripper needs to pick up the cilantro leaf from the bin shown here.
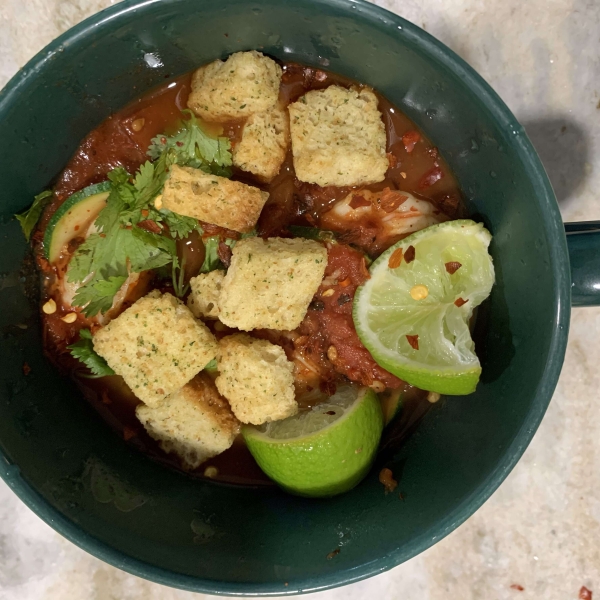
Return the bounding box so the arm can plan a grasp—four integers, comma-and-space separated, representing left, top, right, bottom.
200, 236, 223, 273
148, 110, 232, 173
68, 329, 115, 377
95, 168, 134, 232
204, 358, 218, 374
15, 190, 53, 241
129, 227, 176, 271
67, 234, 103, 283
73, 276, 127, 317
160, 209, 198, 239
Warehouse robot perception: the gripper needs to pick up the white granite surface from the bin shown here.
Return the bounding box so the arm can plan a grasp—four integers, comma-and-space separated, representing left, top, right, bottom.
1, 0, 599, 598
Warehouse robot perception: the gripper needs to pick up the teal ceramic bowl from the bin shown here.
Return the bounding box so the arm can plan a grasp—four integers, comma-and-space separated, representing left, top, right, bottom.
1, 0, 598, 595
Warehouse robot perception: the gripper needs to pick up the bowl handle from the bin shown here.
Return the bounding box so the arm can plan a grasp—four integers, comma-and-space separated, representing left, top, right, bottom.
566, 221, 600, 307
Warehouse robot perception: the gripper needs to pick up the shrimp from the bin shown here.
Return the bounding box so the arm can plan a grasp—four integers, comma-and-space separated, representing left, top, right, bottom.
320, 187, 448, 256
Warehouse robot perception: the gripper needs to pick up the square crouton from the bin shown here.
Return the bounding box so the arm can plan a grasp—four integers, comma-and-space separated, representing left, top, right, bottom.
161, 165, 268, 233
136, 373, 240, 470
288, 85, 388, 187
187, 270, 224, 319
187, 51, 282, 122
233, 103, 289, 181
93, 291, 218, 406
215, 334, 297, 425
218, 237, 328, 331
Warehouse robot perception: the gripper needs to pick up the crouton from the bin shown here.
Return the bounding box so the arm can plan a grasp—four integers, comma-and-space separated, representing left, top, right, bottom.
136, 373, 240, 470
187, 51, 282, 122
161, 165, 268, 233
288, 85, 388, 187
218, 237, 327, 331
215, 334, 297, 424
233, 103, 289, 181
187, 270, 224, 319
93, 291, 217, 406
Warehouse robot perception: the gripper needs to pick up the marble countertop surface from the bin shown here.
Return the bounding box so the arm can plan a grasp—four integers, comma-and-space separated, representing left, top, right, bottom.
1, 0, 599, 598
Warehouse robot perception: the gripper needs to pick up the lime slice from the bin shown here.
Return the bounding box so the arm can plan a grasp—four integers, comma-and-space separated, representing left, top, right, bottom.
353, 220, 494, 395
243, 386, 383, 497
379, 388, 404, 426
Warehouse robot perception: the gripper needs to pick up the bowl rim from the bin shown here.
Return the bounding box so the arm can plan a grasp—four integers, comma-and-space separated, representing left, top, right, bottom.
0, 0, 570, 595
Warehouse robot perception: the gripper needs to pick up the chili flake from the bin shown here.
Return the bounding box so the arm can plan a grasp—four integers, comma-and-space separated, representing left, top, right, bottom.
406, 334, 419, 350
445, 261, 462, 274
404, 245, 416, 263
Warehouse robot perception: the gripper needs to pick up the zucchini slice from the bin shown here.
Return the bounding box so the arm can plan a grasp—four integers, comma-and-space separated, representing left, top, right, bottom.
43, 182, 111, 263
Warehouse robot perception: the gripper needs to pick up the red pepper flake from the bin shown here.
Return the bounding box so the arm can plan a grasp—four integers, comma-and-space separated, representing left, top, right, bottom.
123, 427, 136, 441
454, 298, 468, 307
99, 233, 106, 238
404, 245, 416, 263
406, 334, 419, 350
402, 130, 421, 153
101, 390, 112, 405
579, 586, 593, 600
160, 136, 167, 144
379, 468, 398, 494
176, 141, 183, 147
349, 194, 371, 209
326, 548, 341, 560
510, 584, 524, 591
137, 220, 162, 234
380, 188, 408, 213
419, 166, 444, 189
22, 362, 31, 376
141, 209, 149, 218
388, 247, 403, 269
74, 225, 80, 231
217, 242, 233, 267
339, 277, 352, 287
445, 261, 462, 274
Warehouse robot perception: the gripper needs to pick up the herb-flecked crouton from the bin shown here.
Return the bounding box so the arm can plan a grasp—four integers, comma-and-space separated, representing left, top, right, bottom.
233, 103, 290, 181
136, 373, 240, 470
187, 270, 224, 319
218, 237, 328, 331
288, 85, 388, 187
215, 334, 297, 425
93, 291, 217, 406
161, 165, 268, 233
187, 51, 282, 122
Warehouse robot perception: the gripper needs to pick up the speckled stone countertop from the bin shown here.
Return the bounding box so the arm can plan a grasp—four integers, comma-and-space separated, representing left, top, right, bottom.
0, 1, 599, 598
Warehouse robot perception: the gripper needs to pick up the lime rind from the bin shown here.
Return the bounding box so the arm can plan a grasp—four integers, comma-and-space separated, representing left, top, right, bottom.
243, 386, 383, 497
353, 220, 494, 395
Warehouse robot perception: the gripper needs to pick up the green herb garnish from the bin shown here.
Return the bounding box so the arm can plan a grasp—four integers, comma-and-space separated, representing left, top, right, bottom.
64, 111, 233, 317
68, 329, 115, 378
15, 190, 53, 241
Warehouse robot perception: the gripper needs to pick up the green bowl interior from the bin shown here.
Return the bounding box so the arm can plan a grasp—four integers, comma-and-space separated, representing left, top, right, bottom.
0, 0, 569, 595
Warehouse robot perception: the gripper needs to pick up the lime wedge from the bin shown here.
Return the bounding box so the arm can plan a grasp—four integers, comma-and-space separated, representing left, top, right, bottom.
353, 220, 494, 395
243, 386, 383, 497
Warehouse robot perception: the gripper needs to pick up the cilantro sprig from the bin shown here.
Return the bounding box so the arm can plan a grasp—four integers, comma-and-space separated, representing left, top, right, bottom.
148, 109, 232, 177
68, 329, 115, 378
66, 111, 233, 317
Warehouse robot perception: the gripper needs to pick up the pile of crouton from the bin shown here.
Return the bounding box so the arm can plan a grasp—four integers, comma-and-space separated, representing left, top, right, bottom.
91, 50, 390, 471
